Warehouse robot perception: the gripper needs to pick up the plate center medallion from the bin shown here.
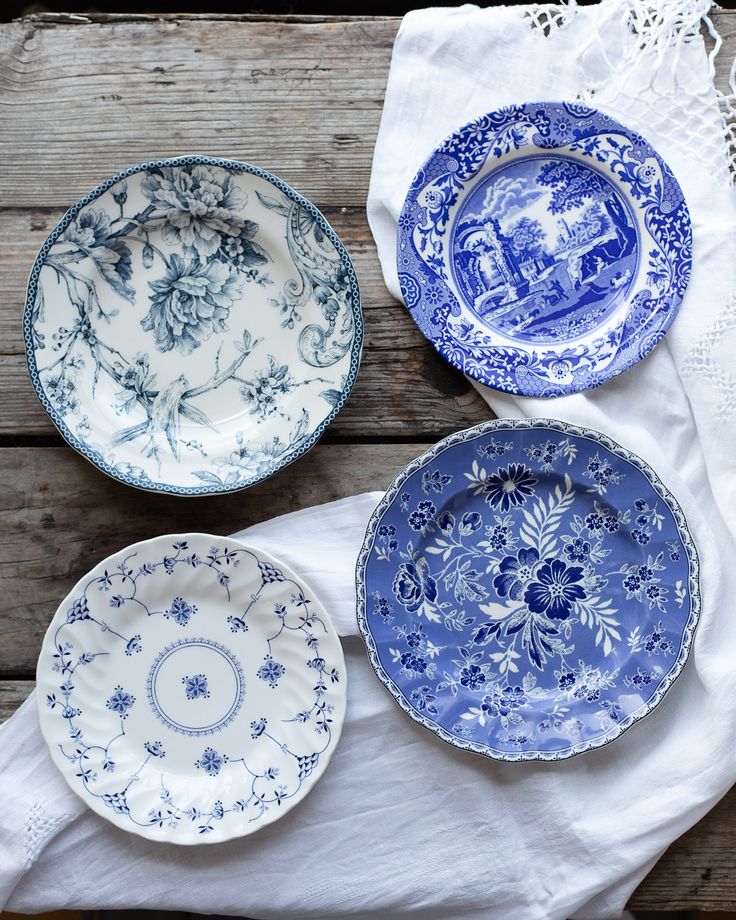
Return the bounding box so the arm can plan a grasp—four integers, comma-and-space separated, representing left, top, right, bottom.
147, 637, 245, 735
450, 153, 640, 344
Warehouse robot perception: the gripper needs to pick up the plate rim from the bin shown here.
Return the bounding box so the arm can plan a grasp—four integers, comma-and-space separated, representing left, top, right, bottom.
24, 154, 364, 496
396, 100, 692, 398
36, 531, 348, 844
355, 417, 701, 763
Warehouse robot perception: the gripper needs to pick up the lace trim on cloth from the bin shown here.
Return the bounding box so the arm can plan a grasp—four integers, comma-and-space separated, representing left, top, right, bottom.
681, 290, 736, 421
24, 801, 71, 869
522, 3, 569, 36
524, 0, 736, 184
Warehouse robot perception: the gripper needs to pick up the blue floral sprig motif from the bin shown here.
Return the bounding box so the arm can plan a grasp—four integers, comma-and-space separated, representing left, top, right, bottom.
257, 655, 286, 688
61, 542, 248, 638
25, 156, 362, 495
183, 674, 210, 700
165, 597, 197, 626
525, 436, 577, 473
356, 419, 701, 762
584, 452, 624, 495
39, 534, 346, 842
106, 686, 135, 718
476, 438, 513, 460
196, 747, 226, 776
396, 102, 692, 397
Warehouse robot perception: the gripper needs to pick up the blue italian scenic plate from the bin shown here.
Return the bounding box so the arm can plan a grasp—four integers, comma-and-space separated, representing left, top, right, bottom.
356, 420, 700, 761
24, 156, 362, 494
397, 102, 691, 396
36, 534, 346, 843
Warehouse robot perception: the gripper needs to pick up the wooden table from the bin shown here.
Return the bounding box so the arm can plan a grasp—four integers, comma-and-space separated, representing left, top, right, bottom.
0, 10, 734, 912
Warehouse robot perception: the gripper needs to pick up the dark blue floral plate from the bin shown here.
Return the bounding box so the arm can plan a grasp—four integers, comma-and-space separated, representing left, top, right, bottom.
356, 420, 700, 761
37, 533, 346, 843
397, 102, 691, 396
24, 156, 362, 494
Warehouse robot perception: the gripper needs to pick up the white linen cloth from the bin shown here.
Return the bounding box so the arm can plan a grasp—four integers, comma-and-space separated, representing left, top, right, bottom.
2, 3, 736, 919
366, 0, 736, 916
0, 485, 724, 920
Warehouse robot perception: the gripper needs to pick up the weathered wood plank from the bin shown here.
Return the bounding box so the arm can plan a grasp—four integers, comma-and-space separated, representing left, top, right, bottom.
629, 788, 736, 910
0, 17, 399, 210
0, 206, 491, 437
0, 681, 32, 722
0, 443, 428, 675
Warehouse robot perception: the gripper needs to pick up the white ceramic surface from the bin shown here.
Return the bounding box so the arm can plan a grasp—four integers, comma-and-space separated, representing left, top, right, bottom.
25, 157, 362, 493
36, 533, 347, 844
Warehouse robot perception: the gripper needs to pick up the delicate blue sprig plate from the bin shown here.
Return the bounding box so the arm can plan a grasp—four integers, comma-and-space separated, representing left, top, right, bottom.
356, 420, 700, 761
24, 156, 362, 494
397, 102, 691, 396
37, 534, 346, 843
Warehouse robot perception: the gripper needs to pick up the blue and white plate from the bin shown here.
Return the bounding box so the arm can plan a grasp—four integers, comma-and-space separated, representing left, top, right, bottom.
37, 534, 347, 843
356, 420, 699, 761
397, 102, 691, 396
25, 156, 362, 493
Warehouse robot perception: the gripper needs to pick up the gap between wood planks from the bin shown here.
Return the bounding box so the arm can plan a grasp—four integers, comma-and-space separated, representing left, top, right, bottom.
18, 12, 402, 25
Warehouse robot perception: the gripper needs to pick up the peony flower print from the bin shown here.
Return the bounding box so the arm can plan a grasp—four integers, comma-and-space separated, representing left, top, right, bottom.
141, 164, 247, 259
142, 254, 243, 355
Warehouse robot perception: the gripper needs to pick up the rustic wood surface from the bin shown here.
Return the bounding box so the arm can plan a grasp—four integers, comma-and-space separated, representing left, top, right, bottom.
0, 9, 734, 912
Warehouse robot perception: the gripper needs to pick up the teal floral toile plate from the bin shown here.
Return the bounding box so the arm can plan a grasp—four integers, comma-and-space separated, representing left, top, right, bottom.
24, 156, 362, 494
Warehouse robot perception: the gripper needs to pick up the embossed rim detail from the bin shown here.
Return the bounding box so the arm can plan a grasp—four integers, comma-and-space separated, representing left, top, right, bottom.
355, 418, 701, 762
23, 155, 363, 495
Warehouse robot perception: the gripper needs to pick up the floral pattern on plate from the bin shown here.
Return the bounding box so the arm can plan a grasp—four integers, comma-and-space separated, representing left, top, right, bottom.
25, 156, 362, 494
397, 101, 691, 396
356, 419, 700, 761
36, 534, 346, 843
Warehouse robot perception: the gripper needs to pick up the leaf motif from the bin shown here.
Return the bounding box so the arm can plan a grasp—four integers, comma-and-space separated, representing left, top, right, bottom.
92, 247, 135, 303
256, 190, 290, 217
240, 239, 271, 267
519, 474, 575, 554
192, 470, 224, 485
291, 409, 310, 444
477, 600, 523, 620
179, 401, 211, 427
319, 388, 343, 408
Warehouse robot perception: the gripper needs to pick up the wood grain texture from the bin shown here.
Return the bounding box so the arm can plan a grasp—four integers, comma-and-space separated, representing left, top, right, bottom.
0, 10, 735, 911
0, 443, 428, 675
0, 681, 33, 723
0, 16, 399, 210
629, 787, 736, 910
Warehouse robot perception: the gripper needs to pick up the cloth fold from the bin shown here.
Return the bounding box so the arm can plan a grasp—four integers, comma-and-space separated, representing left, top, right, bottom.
367, 0, 736, 916
3, 2, 736, 917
